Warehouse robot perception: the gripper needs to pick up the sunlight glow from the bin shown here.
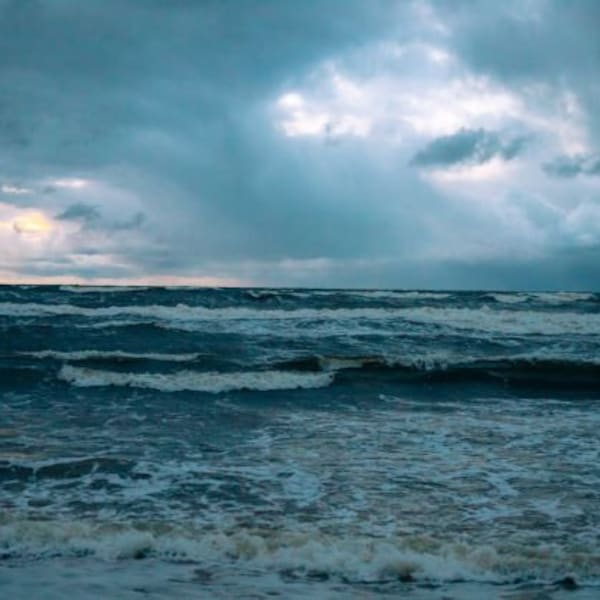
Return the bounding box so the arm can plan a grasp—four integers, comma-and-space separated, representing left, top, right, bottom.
12, 212, 53, 234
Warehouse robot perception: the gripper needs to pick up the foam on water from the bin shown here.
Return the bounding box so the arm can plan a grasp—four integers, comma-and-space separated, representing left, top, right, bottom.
3, 518, 599, 586
3, 302, 600, 335
3, 286, 600, 599
59, 286, 151, 293
488, 292, 595, 305
22, 350, 203, 362
58, 364, 334, 392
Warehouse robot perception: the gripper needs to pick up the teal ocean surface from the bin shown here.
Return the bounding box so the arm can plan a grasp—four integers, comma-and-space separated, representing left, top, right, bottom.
1, 286, 599, 599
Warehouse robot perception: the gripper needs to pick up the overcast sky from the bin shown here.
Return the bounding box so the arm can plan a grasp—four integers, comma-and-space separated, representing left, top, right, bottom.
1, 0, 599, 289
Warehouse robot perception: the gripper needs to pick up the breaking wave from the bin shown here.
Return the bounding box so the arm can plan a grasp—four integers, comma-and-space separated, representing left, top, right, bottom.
1, 518, 598, 586
3, 302, 600, 335
276, 354, 600, 385
59, 286, 150, 293
22, 350, 203, 363
58, 365, 334, 393
53, 353, 600, 392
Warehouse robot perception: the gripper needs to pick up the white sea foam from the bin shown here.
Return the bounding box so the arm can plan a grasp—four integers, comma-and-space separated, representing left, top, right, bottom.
59, 286, 150, 293
1, 519, 598, 585
22, 350, 202, 362
58, 365, 334, 393
532, 291, 594, 303
351, 290, 452, 300
489, 291, 594, 305
3, 302, 600, 335
485, 293, 529, 304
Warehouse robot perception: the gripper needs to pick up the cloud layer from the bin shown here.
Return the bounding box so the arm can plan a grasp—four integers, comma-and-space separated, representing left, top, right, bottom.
0, 0, 599, 289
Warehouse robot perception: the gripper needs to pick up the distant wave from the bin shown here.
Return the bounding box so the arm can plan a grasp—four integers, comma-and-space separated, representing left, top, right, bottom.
58, 365, 334, 393
244, 289, 453, 301
349, 290, 452, 300
1, 518, 597, 585
3, 302, 600, 335
486, 291, 595, 305
22, 350, 203, 363
59, 285, 150, 293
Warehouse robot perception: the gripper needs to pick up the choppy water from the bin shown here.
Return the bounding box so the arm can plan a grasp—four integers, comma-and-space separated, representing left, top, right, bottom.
1, 285, 599, 599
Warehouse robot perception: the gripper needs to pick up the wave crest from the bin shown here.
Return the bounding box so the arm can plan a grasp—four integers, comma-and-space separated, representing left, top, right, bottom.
58, 365, 334, 393
1, 519, 598, 585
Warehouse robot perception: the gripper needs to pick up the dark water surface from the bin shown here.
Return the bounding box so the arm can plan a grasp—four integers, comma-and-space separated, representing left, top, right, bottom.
1, 286, 599, 598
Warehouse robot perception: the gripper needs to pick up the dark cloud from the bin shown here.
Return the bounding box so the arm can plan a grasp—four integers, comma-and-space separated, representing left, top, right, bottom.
57, 202, 101, 223
411, 128, 526, 168
57, 202, 145, 232
0, 0, 399, 170
432, 1, 600, 81
543, 154, 600, 178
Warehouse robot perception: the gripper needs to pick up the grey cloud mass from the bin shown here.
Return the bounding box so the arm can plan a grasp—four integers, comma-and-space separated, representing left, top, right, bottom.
57, 203, 101, 223
411, 129, 526, 168
0, 0, 599, 289
543, 154, 600, 178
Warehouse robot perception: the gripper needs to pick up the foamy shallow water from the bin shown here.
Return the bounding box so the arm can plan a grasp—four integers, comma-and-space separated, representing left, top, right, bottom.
1, 286, 599, 598
3, 558, 599, 600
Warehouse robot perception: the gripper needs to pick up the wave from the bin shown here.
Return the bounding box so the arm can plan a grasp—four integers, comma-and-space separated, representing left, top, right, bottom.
1, 519, 597, 585
349, 290, 452, 301
58, 365, 334, 393
21, 350, 203, 363
0, 456, 137, 481
55, 354, 600, 392
484, 292, 596, 306
532, 291, 595, 303
274, 353, 600, 386
484, 293, 529, 305
487, 292, 595, 305
59, 285, 150, 293
3, 302, 600, 335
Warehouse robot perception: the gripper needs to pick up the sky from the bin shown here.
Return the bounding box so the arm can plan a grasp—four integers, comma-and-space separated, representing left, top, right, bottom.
1, 0, 599, 290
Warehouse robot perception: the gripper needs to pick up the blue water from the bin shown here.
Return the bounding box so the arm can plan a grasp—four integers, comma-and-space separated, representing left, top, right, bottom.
1, 286, 599, 598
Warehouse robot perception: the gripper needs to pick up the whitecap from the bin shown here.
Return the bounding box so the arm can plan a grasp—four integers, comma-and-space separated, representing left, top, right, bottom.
2, 519, 598, 585
3, 302, 600, 336
58, 365, 334, 393
59, 286, 150, 293
23, 350, 202, 362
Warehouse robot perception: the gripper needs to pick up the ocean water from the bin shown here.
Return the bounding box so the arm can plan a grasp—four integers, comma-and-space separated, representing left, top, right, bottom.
1, 285, 599, 599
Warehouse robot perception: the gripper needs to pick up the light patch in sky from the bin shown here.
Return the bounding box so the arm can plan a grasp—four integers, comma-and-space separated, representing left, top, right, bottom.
1, 184, 32, 195
425, 158, 518, 184
274, 49, 523, 145
51, 178, 91, 190
12, 212, 53, 235
276, 89, 371, 138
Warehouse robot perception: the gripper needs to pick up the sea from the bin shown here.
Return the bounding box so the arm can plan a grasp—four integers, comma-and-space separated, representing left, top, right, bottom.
1, 285, 599, 599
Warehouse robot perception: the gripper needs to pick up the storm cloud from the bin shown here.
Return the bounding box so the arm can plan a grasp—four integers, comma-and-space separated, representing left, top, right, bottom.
0, 0, 599, 289
411, 128, 526, 168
